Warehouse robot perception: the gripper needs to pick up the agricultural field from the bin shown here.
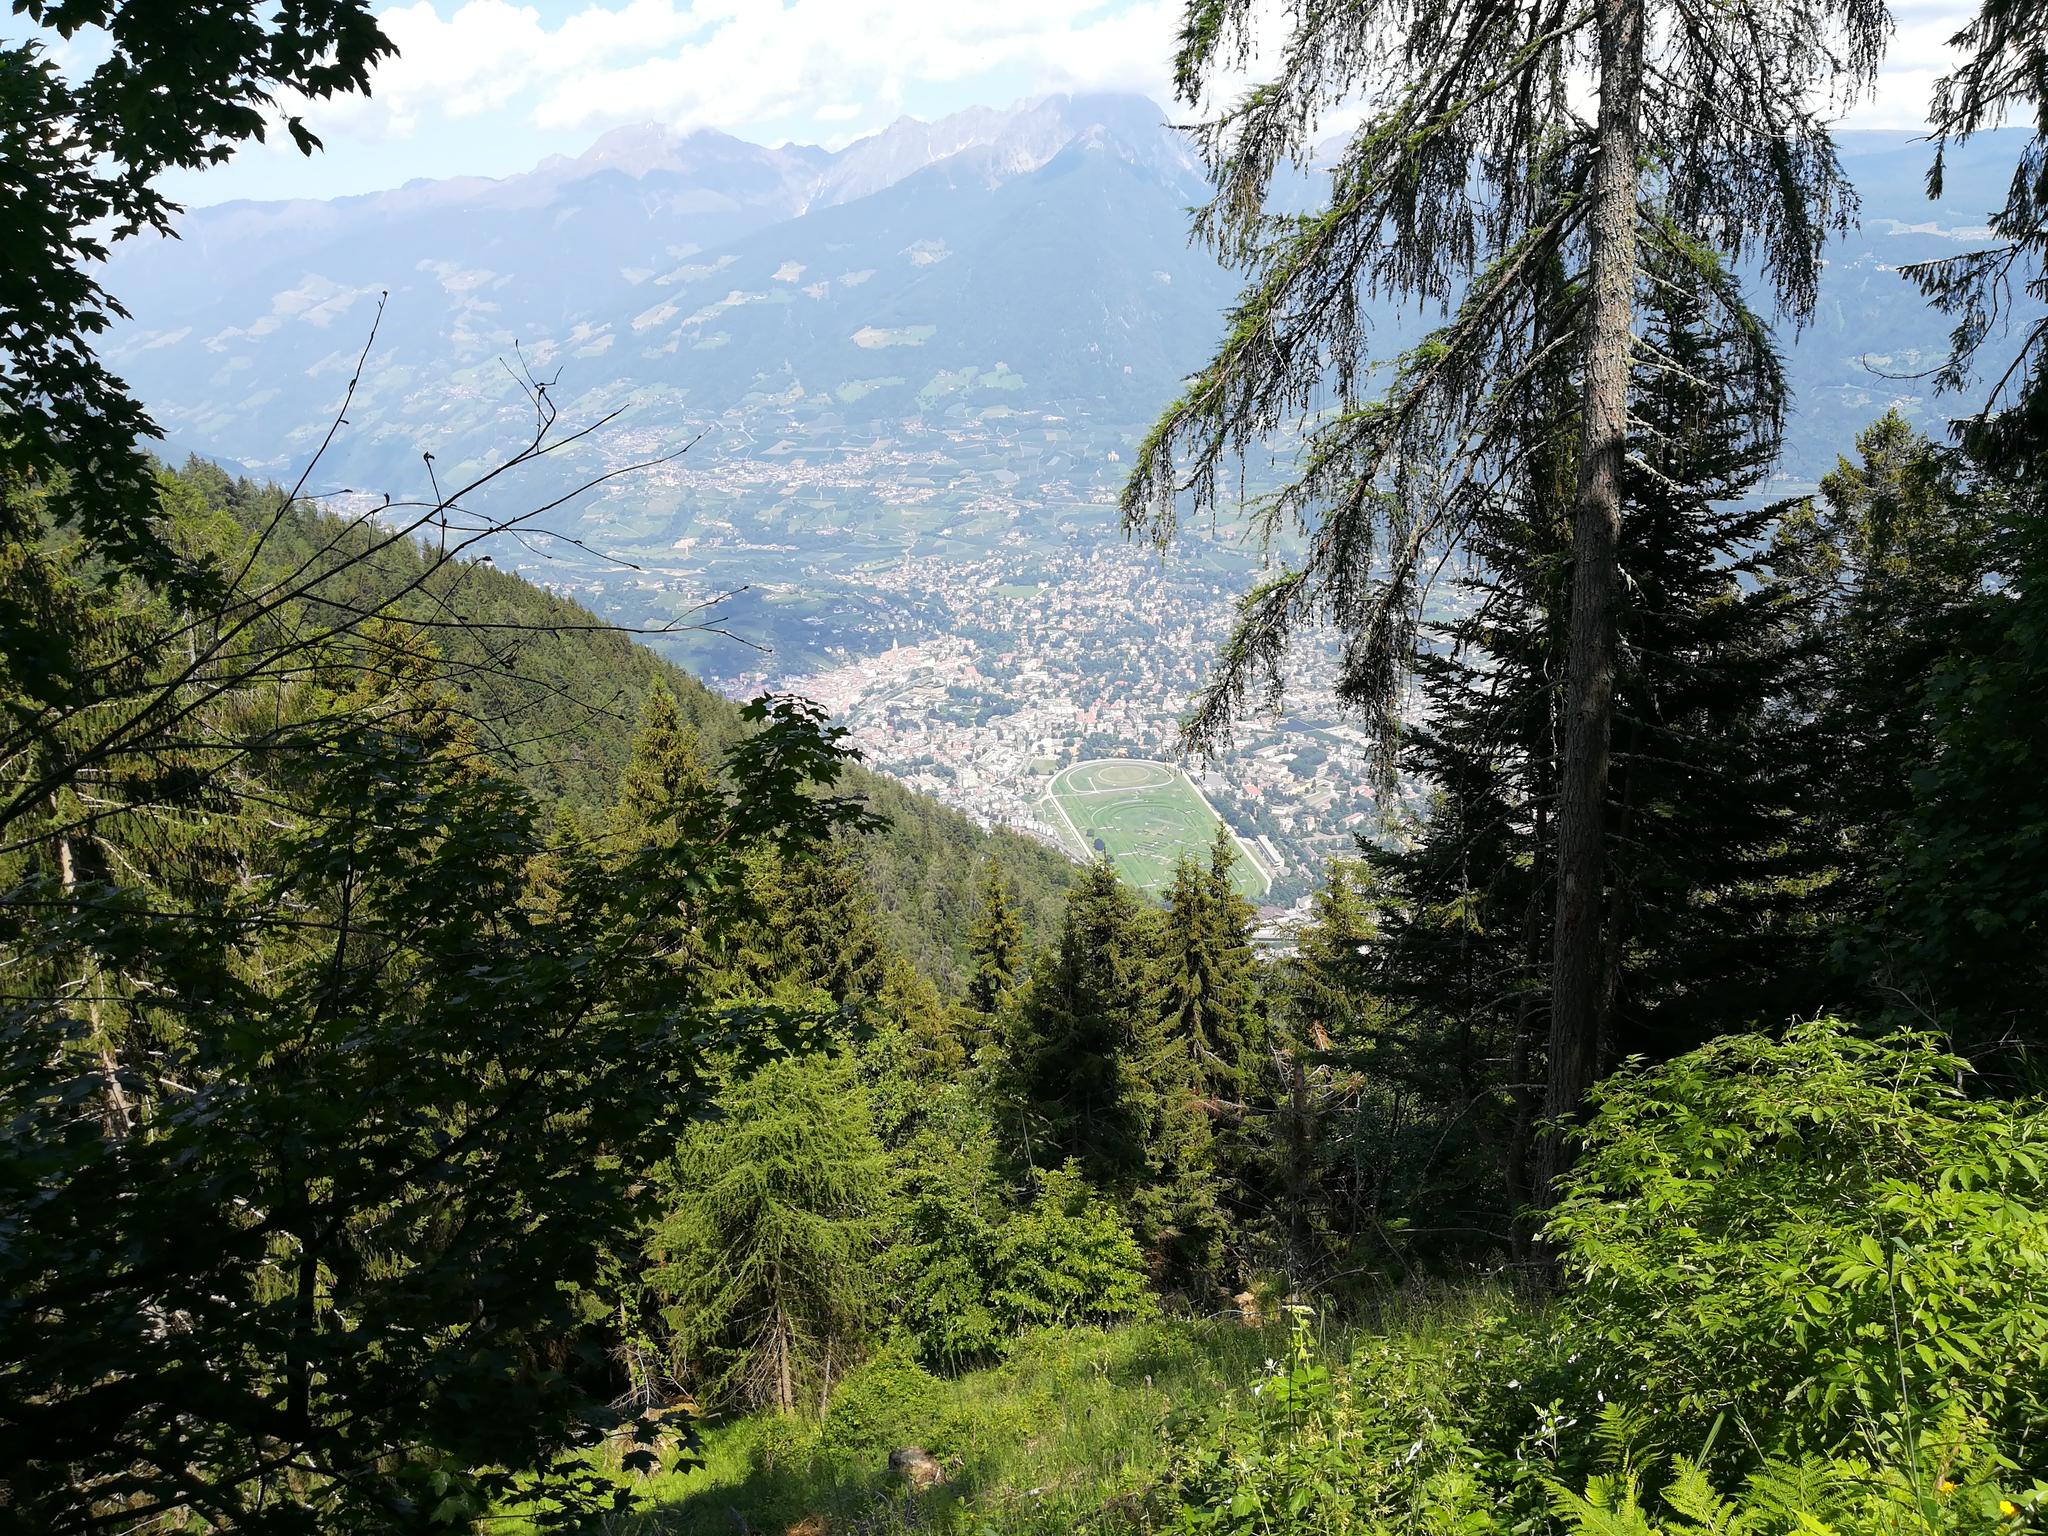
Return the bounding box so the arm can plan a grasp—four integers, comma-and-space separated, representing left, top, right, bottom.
1043, 759, 1270, 901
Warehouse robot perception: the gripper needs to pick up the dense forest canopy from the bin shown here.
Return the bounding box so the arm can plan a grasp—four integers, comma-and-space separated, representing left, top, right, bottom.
2, 1, 2046, 1534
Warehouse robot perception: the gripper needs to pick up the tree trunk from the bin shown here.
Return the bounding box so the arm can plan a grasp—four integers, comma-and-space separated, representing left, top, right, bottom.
1541, 0, 1643, 1212
1505, 802, 1548, 1264
56, 829, 133, 1139
774, 1305, 793, 1414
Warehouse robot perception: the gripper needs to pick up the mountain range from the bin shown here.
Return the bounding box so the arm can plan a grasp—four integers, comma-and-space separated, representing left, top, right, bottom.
103, 95, 1221, 483
97, 94, 2027, 682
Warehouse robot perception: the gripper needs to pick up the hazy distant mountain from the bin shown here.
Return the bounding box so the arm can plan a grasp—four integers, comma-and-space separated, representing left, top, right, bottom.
101, 97, 2025, 522
103, 93, 1226, 488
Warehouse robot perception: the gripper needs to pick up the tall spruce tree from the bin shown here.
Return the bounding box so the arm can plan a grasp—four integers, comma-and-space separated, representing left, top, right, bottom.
1254, 863, 1388, 1285
1129, 0, 1887, 1202
1000, 862, 1158, 1188
1771, 414, 2032, 1056
1364, 267, 1822, 1248
1203, 824, 1262, 1072
612, 681, 715, 841
1155, 846, 1255, 1094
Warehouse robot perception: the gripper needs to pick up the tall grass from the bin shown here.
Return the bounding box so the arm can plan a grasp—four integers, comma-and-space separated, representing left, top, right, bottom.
506, 1317, 1307, 1535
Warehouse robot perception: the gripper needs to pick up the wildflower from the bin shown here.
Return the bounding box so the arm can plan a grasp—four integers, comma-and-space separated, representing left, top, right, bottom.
1937, 1480, 1956, 1497
2002, 1500, 2020, 1520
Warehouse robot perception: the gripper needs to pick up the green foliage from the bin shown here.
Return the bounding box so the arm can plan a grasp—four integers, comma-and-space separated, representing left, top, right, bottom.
968, 852, 1027, 1016
1542, 1440, 2039, 1536
893, 1186, 1011, 1367
1166, 1307, 1360, 1534
815, 1347, 947, 1467
889, 1155, 1155, 1369
1876, 509, 2048, 1065
1549, 1021, 2048, 1455
0, 666, 870, 1531
2, 2, 390, 599
612, 680, 715, 841
1241, 860, 1391, 1288
1164, 1022, 2048, 1536
1155, 830, 1261, 1090
648, 1049, 888, 1413
992, 1163, 1158, 1332
999, 856, 1238, 1298
1002, 861, 1161, 1187
561, 1320, 1292, 1536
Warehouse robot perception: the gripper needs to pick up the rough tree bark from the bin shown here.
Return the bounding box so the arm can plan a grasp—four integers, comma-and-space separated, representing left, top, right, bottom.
1541, 0, 1644, 1210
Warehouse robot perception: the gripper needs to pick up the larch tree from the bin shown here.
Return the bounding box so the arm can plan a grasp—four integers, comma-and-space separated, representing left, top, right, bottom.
647, 1050, 885, 1413
1127, 0, 1889, 1201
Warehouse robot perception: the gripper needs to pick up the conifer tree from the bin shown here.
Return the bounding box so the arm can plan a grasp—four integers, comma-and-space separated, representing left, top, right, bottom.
1130, 0, 1886, 1200
727, 842, 892, 1007
1255, 863, 1385, 1284
1000, 861, 1158, 1188
1362, 266, 1825, 1246
612, 681, 715, 841
1146, 831, 1266, 1285
1771, 414, 2028, 1050
1156, 830, 1262, 1090
1600, 288, 1829, 1056
1157, 856, 1234, 1088
965, 853, 1025, 1016
1203, 824, 1262, 1070
648, 1051, 885, 1412
1778, 414, 1990, 934
1906, 0, 2048, 470
1872, 7, 2048, 1065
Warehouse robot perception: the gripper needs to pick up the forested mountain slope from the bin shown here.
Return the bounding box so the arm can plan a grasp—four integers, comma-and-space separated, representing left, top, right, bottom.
176, 456, 1074, 985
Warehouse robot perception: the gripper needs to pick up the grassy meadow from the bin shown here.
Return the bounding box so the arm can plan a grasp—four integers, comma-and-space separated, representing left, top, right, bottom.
508, 1316, 1312, 1535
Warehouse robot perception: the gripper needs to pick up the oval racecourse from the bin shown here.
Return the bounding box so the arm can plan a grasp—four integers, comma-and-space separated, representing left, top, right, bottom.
1042, 759, 1272, 901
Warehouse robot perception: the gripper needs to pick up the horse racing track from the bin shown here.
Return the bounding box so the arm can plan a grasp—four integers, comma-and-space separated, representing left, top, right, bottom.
1043, 759, 1270, 900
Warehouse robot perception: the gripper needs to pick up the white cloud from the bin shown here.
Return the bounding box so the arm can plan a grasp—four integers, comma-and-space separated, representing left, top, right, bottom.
525, 0, 1180, 133
213, 0, 1972, 203
299, 0, 1179, 144
388, 0, 1959, 140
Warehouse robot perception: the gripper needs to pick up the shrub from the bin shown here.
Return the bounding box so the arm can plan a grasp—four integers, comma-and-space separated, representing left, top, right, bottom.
993, 1162, 1158, 1331
890, 1160, 1156, 1369
1549, 1019, 2048, 1459
815, 1347, 947, 1469
1163, 1021, 2048, 1535
892, 1189, 1008, 1369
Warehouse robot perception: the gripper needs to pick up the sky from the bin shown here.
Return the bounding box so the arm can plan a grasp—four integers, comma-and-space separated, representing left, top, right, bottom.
74, 0, 1979, 206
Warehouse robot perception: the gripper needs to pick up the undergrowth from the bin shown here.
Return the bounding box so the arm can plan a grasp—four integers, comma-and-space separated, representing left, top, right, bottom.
525, 1317, 1306, 1535
512, 1022, 2048, 1536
